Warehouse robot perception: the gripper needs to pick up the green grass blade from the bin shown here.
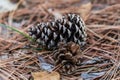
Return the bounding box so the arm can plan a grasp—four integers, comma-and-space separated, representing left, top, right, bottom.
0, 24, 33, 41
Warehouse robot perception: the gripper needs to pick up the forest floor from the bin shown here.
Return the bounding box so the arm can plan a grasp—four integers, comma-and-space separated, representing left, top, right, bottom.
0, 0, 120, 80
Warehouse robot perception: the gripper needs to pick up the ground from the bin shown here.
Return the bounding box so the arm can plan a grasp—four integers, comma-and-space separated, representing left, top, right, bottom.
0, 0, 120, 80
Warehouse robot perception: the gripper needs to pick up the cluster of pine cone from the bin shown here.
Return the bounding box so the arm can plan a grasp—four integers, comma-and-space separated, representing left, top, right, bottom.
28, 13, 87, 75
28, 13, 87, 49
52, 42, 82, 75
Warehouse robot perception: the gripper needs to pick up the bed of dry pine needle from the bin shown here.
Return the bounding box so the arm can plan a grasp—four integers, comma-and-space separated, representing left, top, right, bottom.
0, 0, 120, 80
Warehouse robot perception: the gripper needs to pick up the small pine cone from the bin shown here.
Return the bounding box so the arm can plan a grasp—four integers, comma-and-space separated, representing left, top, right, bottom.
52, 42, 82, 74
28, 14, 87, 49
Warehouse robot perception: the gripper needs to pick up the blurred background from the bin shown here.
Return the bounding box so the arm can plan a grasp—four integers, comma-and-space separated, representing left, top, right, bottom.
0, 0, 119, 38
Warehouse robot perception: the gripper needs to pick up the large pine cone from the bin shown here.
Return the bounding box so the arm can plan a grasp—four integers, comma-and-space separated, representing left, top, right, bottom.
28, 14, 87, 49
52, 42, 82, 75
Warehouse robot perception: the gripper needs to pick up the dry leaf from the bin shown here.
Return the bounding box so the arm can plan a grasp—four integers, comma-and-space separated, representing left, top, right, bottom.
32, 71, 60, 80
78, 2, 92, 21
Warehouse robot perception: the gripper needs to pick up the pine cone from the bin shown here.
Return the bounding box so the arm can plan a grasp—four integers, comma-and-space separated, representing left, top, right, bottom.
28, 14, 87, 49
52, 42, 82, 75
